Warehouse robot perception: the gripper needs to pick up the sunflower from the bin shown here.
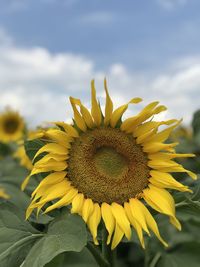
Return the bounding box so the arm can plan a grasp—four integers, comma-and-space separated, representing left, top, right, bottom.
0, 108, 25, 143
23, 80, 196, 249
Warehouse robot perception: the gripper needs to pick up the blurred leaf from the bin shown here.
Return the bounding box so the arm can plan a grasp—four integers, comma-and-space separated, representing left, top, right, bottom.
23, 213, 87, 267
155, 242, 200, 267
192, 110, 200, 137
0, 156, 29, 186
0, 143, 12, 157
0, 183, 30, 210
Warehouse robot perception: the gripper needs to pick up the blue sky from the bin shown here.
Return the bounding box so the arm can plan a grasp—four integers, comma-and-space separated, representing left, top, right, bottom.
0, 0, 199, 126
1, 0, 200, 70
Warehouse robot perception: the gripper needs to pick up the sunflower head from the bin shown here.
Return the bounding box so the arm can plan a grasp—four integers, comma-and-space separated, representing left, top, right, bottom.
0, 108, 25, 143
24, 79, 196, 250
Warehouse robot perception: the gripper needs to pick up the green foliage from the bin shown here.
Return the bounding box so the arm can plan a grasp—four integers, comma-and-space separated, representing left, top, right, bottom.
0, 202, 87, 267
192, 110, 200, 137
24, 138, 45, 161
0, 203, 40, 267
22, 213, 87, 267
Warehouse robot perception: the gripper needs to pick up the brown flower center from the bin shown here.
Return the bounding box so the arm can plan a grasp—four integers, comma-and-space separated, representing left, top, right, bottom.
67, 127, 150, 204
3, 117, 19, 134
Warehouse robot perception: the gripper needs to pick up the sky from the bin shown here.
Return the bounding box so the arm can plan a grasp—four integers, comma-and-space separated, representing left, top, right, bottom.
0, 0, 200, 126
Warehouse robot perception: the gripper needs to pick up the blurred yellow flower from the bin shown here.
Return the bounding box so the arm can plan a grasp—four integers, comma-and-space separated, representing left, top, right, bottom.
14, 145, 33, 170
23, 80, 196, 250
0, 108, 25, 143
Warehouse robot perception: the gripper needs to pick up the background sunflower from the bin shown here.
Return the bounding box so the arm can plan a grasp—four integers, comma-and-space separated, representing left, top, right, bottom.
0, 108, 25, 143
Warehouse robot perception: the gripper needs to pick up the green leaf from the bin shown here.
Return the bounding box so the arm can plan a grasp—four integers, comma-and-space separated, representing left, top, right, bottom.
23, 213, 87, 267
0, 202, 41, 267
45, 249, 99, 267
24, 139, 45, 161
0, 183, 30, 211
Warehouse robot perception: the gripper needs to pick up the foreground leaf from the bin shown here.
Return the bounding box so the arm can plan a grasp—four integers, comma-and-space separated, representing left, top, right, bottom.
23, 213, 87, 267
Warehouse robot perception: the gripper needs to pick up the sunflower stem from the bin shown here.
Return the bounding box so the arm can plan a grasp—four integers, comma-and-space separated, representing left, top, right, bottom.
87, 242, 110, 267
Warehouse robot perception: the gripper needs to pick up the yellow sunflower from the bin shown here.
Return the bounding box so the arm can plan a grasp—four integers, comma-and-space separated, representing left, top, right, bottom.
23, 80, 196, 249
0, 108, 25, 143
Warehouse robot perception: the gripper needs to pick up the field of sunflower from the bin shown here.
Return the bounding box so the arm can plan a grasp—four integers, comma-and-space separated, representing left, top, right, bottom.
0, 81, 199, 267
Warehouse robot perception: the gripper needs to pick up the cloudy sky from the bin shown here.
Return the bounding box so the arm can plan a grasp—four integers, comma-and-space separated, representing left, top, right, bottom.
0, 0, 200, 126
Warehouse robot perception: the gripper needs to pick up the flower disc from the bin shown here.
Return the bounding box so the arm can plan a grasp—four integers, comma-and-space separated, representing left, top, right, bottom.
68, 127, 150, 204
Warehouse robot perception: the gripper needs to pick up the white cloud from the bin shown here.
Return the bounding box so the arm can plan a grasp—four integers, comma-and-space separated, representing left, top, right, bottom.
0, 29, 199, 128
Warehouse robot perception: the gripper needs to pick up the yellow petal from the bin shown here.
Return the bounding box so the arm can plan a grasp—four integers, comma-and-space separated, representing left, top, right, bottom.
69, 99, 95, 128
26, 205, 35, 220
110, 98, 142, 128
135, 199, 168, 247
149, 170, 192, 192
129, 198, 150, 235
157, 165, 197, 180
104, 78, 113, 126
31, 171, 67, 197
71, 193, 84, 214
33, 154, 68, 167
101, 202, 115, 245
121, 101, 160, 132
111, 223, 124, 250
148, 152, 195, 161
33, 143, 68, 160
88, 203, 101, 245
136, 128, 157, 144
91, 80, 102, 126
111, 203, 131, 240
21, 174, 31, 191
145, 120, 182, 143
143, 185, 181, 230
34, 159, 67, 172
82, 198, 94, 223
142, 142, 178, 153
80, 104, 95, 128
31, 180, 71, 208
54, 122, 79, 137
134, 119, 177, 138
124, 202, 145, 248
44, 187, 78, 213
70, 97, 87, 132
45, 129, 73, 147
148, 159, 179, 169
